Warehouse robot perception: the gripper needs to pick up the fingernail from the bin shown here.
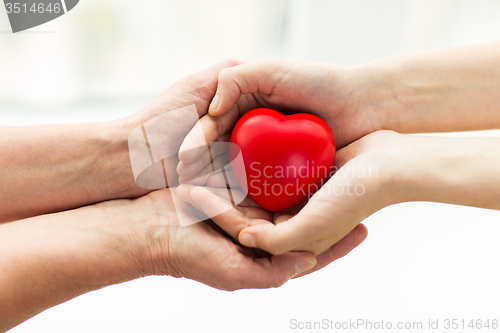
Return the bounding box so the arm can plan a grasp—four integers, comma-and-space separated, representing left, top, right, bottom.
209, 95, 220, 113
295, 260, 316, 276
239, 233, 256, 248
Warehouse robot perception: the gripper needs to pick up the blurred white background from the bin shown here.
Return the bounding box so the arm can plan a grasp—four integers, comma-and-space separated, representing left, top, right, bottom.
2, 0, 500, 332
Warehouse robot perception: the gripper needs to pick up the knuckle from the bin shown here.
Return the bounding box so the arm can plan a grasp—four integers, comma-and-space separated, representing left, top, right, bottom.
218, 67, 234, 82
179, 71, 202, 87
211, 115, 225, 135
270, 272, 288, 289
223, 58, 244, 67
368, 129, 398, 141
263, 236, 285, 255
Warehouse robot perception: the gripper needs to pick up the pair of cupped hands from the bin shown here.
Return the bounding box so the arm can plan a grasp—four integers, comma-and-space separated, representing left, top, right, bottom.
123, 59, 410, 290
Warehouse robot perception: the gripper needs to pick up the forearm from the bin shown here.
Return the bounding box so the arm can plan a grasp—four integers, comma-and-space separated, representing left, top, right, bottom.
358, 41, 500, 133
396, 136, 500, 210
0, 120, 146, 222
0, 199, 151, 331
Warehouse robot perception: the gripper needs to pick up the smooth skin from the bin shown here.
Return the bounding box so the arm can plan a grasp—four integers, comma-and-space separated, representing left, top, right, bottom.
178, 41, 500, 256
0, 60, 367, 332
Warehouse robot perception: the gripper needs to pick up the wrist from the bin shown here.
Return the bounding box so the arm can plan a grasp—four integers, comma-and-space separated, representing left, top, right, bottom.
350, 59, 405, 133
58, 196, 167, 282
354, 131, 424, 207
90, 198, 160, 279
96, 118, 150, 200
62, 199, 157, 284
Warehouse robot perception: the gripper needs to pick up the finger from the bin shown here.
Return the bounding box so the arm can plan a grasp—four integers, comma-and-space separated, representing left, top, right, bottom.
181, 58, 245, 116
189, 186, 272, 240
228, 251, 317, 290
176, 184, 203, 211
178, 152, 231, 184
272, 200, 307, 222
201, 186, 258, 208
333, 138, 367, 170
177, 184, 251, 210
208, 60, 289, 117
273, 214, 293, 225
177, 133, 231, 179
237, 200, 330, 255
179, 92, 259, 164
178, 176, 257, 208
200, 170, 256, 207
178, 107, 238, 165
238, 177, 362, 255
234, 196, 260, 208
205, 169, 240, 188
293, 223, 368, 279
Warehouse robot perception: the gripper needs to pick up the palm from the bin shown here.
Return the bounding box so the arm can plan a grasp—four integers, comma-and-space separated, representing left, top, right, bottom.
139, 188, 312, 290
175, 179, 368, 277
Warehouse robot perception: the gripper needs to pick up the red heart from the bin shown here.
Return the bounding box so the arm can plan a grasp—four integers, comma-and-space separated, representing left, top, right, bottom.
229, 108, 336, 212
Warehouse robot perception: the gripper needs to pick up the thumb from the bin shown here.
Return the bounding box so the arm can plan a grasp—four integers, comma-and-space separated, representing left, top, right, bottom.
208, 60, 292, 116
238, 198, 334, 255
237, 169, 367, 255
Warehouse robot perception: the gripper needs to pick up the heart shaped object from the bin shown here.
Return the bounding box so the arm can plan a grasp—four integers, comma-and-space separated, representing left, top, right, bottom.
229, 108, 336, 212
